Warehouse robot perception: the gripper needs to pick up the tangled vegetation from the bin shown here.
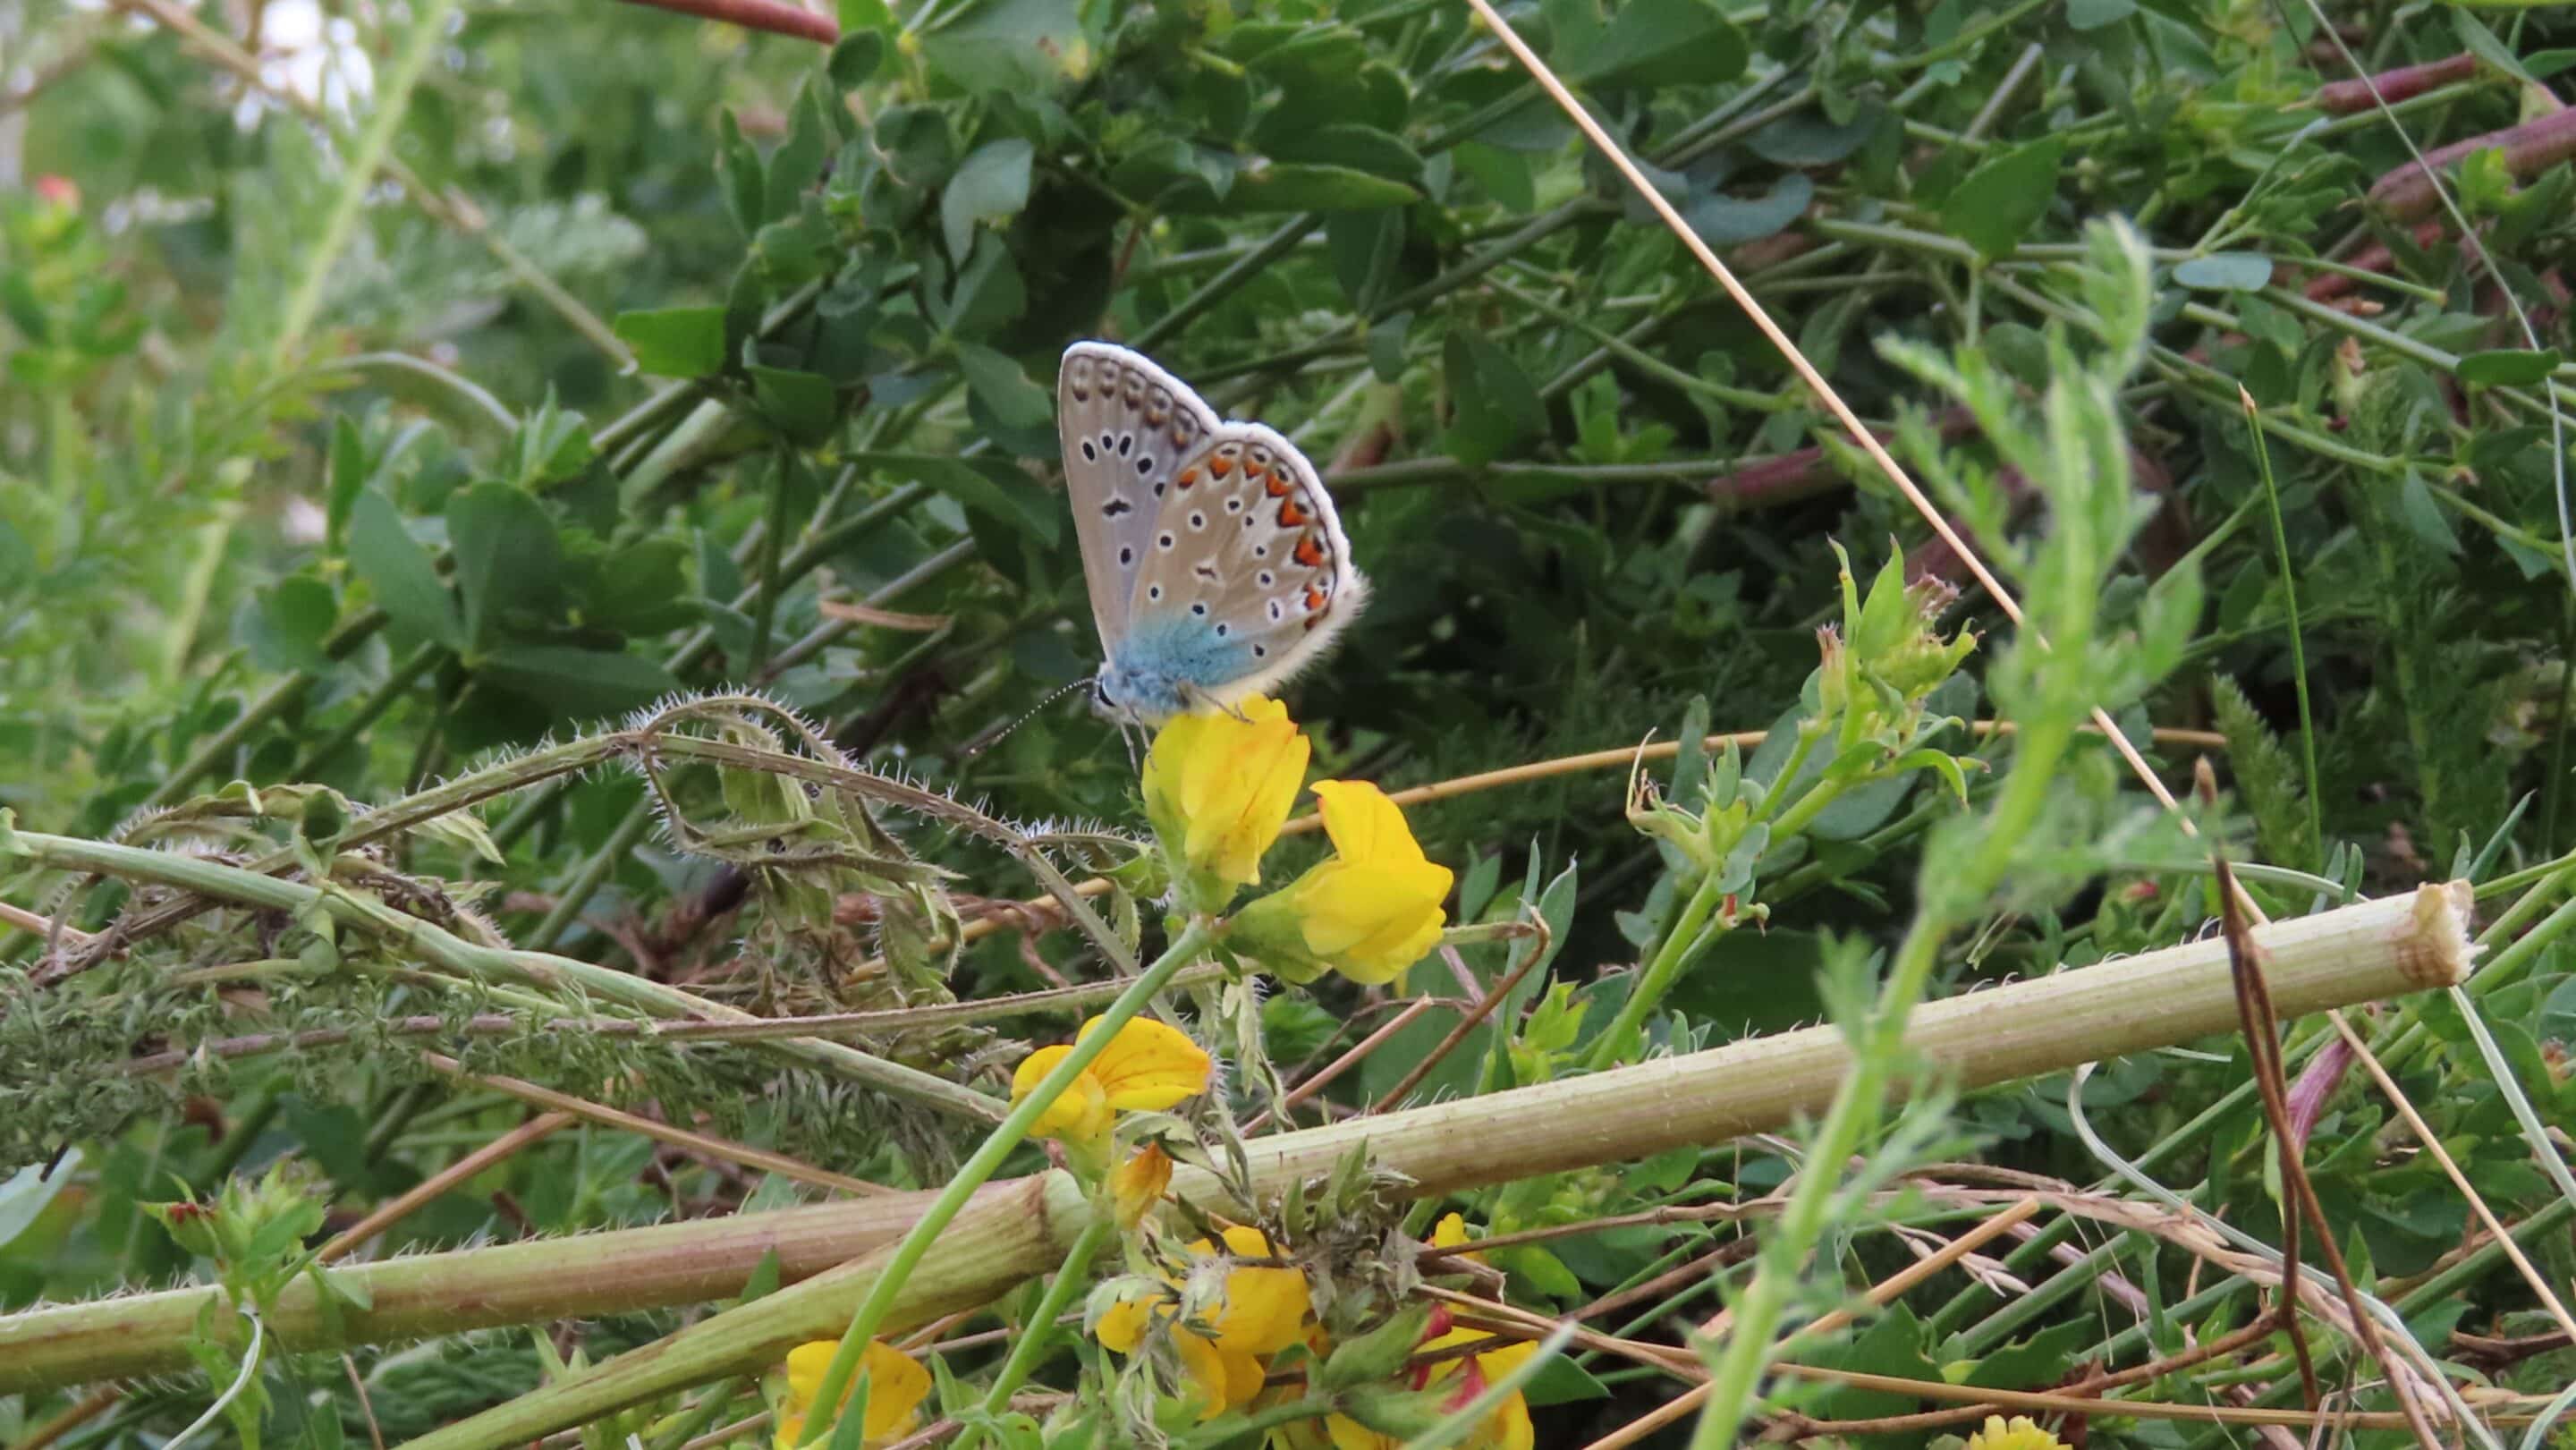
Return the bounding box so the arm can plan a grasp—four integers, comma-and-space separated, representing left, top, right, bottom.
8, 0, 2576, 1445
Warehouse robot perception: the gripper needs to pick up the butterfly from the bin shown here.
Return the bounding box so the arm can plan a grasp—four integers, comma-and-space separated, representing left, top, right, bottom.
1057, 341, 1368, 725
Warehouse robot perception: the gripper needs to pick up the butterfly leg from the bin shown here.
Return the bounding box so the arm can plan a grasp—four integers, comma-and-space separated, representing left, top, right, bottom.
1178, 682, 1254, 723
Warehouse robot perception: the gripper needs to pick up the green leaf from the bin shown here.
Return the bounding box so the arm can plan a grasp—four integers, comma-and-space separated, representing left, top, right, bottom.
326, 413, 368, 545
345, 490, 462, 649
954, 343, 1055, 431
614, 306, 729, 378
1559, 0, 1749, 88
1258, 123, 1423, 182
2450, 9, 2533, 84
2456, 347, 2563, 386
829, 31, 886, 89
0, 1150, 81, 1253
1182, 163, 1419, 213
243, 574, 339, 673
940, 139, 1034, 266
2172, 252, 2275, 292
2067, 0, 2136, 30
917, 0, 1080, 94
445, 481, 566, 653
2395, 471, 2462, 555
749, 366, 840, 445
869, 453, 1062, 545
584, 537, 699, 635
477, 643, 684, 717
1939, 136, 2065, 259
1442, 331, 1542, 468
1522, 1354, 1610, 1407
1689, 172, 1813, 245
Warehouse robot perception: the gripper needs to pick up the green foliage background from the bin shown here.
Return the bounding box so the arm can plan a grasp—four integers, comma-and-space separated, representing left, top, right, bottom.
10, 0, 2576, 1440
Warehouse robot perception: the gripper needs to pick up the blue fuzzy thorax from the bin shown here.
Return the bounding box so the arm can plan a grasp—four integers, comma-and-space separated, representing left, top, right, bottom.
1097, 612, 1255, 721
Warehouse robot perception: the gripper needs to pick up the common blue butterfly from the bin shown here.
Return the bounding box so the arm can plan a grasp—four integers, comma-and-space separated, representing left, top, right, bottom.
1058, 341, 1368, 725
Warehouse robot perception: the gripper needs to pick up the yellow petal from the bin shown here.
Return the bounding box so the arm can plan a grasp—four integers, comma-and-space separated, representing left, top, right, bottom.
1077, 1015, 1215, 1113
1171, 696, 1307, 885
1112, 1142, 1174, 1230
1008, 1045, 1113, 1141
1486, 1391, 1535, 1450
1094, 1293, 1157, 1354
1310, 780, 1425, 868
858, 1340, 930, 1443
771, 1411, 803, 1450
1216, 1342, 1267, 1411
783, 1341, 838, 1407
1198, 1224, 1312, 1355
1327, 1413, 1402, 1450
1171, 1328, 1233, 1422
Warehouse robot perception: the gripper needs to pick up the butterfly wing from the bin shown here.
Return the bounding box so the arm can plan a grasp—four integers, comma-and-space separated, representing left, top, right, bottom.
1106, 420, 1368, 718
1057, 342, 1224, 650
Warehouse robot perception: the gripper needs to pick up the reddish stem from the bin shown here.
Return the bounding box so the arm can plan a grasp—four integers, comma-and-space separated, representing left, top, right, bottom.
2314, 52, 2478, 116
2369, 106, 2576, 221
611, 0, 835, 45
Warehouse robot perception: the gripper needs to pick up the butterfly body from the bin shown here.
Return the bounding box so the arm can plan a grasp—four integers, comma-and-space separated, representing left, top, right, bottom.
1058, 342, 1367, 725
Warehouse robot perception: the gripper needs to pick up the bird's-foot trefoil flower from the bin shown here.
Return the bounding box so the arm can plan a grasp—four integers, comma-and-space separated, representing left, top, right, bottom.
1010, 1015, 1213, 1164
771, 1339, 929, 1450
1094, 1224, 1313, 1422
1231, 780, 1452, 986
1142, 693, 1309, 913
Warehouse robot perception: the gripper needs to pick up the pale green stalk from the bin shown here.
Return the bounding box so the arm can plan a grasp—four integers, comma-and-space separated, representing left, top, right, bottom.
791, 920, 1219, 1445
948, 1217, 1115, 1450
267, 0, 459, 369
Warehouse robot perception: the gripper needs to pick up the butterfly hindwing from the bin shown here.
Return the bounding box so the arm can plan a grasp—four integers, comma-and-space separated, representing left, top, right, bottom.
1120, 423, 1366, 711
1056, 343, 1224, 649
1057, 341, 1367, 723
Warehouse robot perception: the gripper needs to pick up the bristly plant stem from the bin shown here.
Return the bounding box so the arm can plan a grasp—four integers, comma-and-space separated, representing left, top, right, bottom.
790, 918, 1218, 1446
2240, 390, 2327, 869
267, 0, 459, 371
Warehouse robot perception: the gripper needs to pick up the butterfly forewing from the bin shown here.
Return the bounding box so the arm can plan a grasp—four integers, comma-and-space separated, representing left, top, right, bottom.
1057, 343, 1223, 646
1126, 421, 1366, 702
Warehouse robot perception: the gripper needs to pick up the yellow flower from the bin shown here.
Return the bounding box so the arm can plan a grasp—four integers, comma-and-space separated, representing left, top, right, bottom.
1010, 1014, 1213, 1144
1095, 1224, 1313, 1420
1964, 1415, 2065, 1450
1142, 693, 1309, 900
772, 1339, 929, 1450
1314, 1325, 1536, 1450
1428, 1211, 1487, 1267
1112, 1142, 1174, 1229
1235, 781, 1452, 986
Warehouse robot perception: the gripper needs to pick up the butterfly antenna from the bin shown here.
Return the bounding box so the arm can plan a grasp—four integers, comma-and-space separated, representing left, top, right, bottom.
962, 677, 1093, 759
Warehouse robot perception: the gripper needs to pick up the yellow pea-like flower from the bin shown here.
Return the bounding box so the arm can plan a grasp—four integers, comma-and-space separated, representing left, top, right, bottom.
1009, 1015, 1213, 1147
1234, 780, 1453, 986
771, 1339, 928, 1450
1141, 693, 1309, 903
1093, 1225, 1313, 1420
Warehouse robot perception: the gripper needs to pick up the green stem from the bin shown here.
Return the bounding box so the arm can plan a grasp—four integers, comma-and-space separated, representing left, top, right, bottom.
267, 0, 458, 369
1687, 700, 2082, 1446
792, 919, 1219, 1445
948, 1216, 1115, 1450
746, 452, 796, 678
4, 828, 1001, 1120
2241, 398, 2326, 869
1584, 870, 1728, 1072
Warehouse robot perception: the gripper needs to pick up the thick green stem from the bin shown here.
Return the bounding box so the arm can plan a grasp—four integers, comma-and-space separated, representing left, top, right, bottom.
1584, 870, 1729, 1072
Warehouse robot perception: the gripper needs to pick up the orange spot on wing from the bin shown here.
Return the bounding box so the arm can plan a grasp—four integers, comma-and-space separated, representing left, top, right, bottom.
1178, 467, 1200, 488
1264, 474, 1292, 497
1292, 536, 1325, 568
1278, 500, 1308, 528
1304, 584, 1326, 612
1210, 454, 1234, 478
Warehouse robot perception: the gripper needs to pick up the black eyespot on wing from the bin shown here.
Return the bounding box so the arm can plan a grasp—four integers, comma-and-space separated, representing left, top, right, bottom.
1154, 481, 1166, 496
1215, 623, 1229, 637
1194, 564, 1218, 581
1157, 531, 1176, 549
1225, 498, 1241, 513
1081, 439, 1097, 462
1135, 456, 1153, 476
1267, 600, 1282, 621
1103, 498, 1133, 518
1117, 433, 1134, 457
1148, 584, 1164, 601
1257, 571, 1274, 586
1118, 546, 1134, 564
1252, 644, 1267, 657
1189, 512, 1205, 529
1191, 602, 1208, 615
